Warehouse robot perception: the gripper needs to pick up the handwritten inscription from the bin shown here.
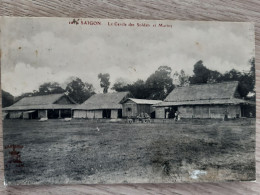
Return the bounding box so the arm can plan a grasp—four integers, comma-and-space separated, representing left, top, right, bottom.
5, 144, 24, 174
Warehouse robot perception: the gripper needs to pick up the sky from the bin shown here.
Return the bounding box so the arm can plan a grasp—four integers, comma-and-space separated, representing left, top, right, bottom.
0, 17, 255, 96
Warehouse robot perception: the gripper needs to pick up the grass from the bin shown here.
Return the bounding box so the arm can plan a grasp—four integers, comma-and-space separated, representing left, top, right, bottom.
3, 118, 255, 185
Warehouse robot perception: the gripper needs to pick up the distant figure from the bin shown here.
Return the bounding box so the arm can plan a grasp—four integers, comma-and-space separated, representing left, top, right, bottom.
223, 109, 228, 121
249, 112, 253, 118
127, 118, 133, 124
166, 111, 169, 119
175, 111, 180, 121
144, 113, 150, 119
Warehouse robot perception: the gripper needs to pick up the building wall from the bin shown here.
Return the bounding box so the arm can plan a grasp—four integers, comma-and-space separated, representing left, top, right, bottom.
122, 102, 137, 117
94, 110, 103, 119
155, 107, 165, 119
209, 105, 226, 118
178, 106, 193, 118
86, 110, 103, 119
178, 105, 241, 119
23, 112, 29, 119
9, 111, 22, 119
111, 110, 118, 119
122, 100, 153, 117
227, 105, 241, 118
38, 110, 47, 118
87, 110, 95, 118
193, 106, 210, 118
75, 109, 119, 119
137, 104, 152, 116
73, 110, 87, 118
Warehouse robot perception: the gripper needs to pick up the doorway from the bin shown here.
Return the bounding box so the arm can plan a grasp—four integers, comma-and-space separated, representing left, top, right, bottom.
117, 109, 122, 118
165, 106, 177, 118
102, 109, 111, 119
30, 111, 38, 119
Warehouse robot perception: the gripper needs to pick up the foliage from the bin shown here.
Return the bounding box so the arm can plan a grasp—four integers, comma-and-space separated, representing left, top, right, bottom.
112, 66, 174, 100
98, 73, 110, 93
2, 90, 14, 108
5, 57, 255, 104
173, 69, 190, 87
189, 60, 211, 84
112, 79, 148, 99
65, 78, 95, 104
145, 66, 175, 100
37, 82, 65, 95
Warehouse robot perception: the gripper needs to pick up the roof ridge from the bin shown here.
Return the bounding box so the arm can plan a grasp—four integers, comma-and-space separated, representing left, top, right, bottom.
129, 98, 160, 100
93, 91, 129, 95
176, 81, 239, 88
20, 93, 64, 98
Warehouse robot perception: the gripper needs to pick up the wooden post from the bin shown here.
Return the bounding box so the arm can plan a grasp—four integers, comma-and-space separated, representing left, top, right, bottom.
59, 110, 61, 118
45, 110, 48, 119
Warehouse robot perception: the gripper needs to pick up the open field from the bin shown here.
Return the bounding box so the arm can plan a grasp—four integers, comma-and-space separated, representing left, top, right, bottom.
3, 119, 255, 185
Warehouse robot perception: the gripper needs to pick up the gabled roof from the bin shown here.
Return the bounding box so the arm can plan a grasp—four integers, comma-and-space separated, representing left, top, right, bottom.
165, 81, 239, 102
121, 98, 162, 105
75, 92, 130, 110
13, 94, 64, 106
3, 93, 77, 111
153, 81, 252, 107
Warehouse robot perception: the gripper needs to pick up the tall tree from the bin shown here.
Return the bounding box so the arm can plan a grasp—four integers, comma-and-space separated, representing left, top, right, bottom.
189, 60, 211, 84
2, 90, 14, 107
37, 82, 65, 95
65, 78, 95, 103
173, 69, 190, 87
189, 60, 223, 84
112, 81, 129, 92
98, 73, 110, 93
112, 79, 148, 99
221, 68, 254, 98
128, 80, 148, 99
145, 66, 175, 100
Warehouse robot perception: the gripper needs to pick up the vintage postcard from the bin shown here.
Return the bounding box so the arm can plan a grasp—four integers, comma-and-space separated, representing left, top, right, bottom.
0, 17, 255, 185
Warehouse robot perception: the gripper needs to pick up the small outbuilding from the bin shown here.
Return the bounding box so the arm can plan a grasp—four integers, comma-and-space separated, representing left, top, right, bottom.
73, 92, 131, 119
121, 98, 162, 118
3, 93, 77, 119
153, 81, 254, 119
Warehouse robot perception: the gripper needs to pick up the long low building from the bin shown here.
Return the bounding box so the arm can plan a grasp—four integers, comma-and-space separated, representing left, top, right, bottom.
3, 93, 77, 119
73, 92, 130, 119
153, 81, 254, 119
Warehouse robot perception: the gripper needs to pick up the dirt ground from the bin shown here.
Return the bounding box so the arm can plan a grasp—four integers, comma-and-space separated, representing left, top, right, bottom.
3, 118, 255, 185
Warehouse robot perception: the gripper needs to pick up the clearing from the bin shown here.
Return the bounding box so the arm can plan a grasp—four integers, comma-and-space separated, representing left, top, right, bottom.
3, 119, 255, 185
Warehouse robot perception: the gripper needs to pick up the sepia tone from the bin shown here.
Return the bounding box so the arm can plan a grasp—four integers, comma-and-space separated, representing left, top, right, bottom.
0, 0, 260, 194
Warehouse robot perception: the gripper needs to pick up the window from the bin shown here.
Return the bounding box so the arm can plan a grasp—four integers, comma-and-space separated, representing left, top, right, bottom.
127, 107, 132, 112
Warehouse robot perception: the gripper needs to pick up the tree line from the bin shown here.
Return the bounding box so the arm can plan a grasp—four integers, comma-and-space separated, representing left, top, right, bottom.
2, 58, 255, 107
112, 58, 255, 100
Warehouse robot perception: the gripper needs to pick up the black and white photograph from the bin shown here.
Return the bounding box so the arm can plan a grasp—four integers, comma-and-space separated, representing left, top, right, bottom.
0, 17, 256, 185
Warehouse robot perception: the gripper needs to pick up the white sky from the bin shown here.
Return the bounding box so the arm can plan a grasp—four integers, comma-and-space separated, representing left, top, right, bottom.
0, 17, 255, 96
